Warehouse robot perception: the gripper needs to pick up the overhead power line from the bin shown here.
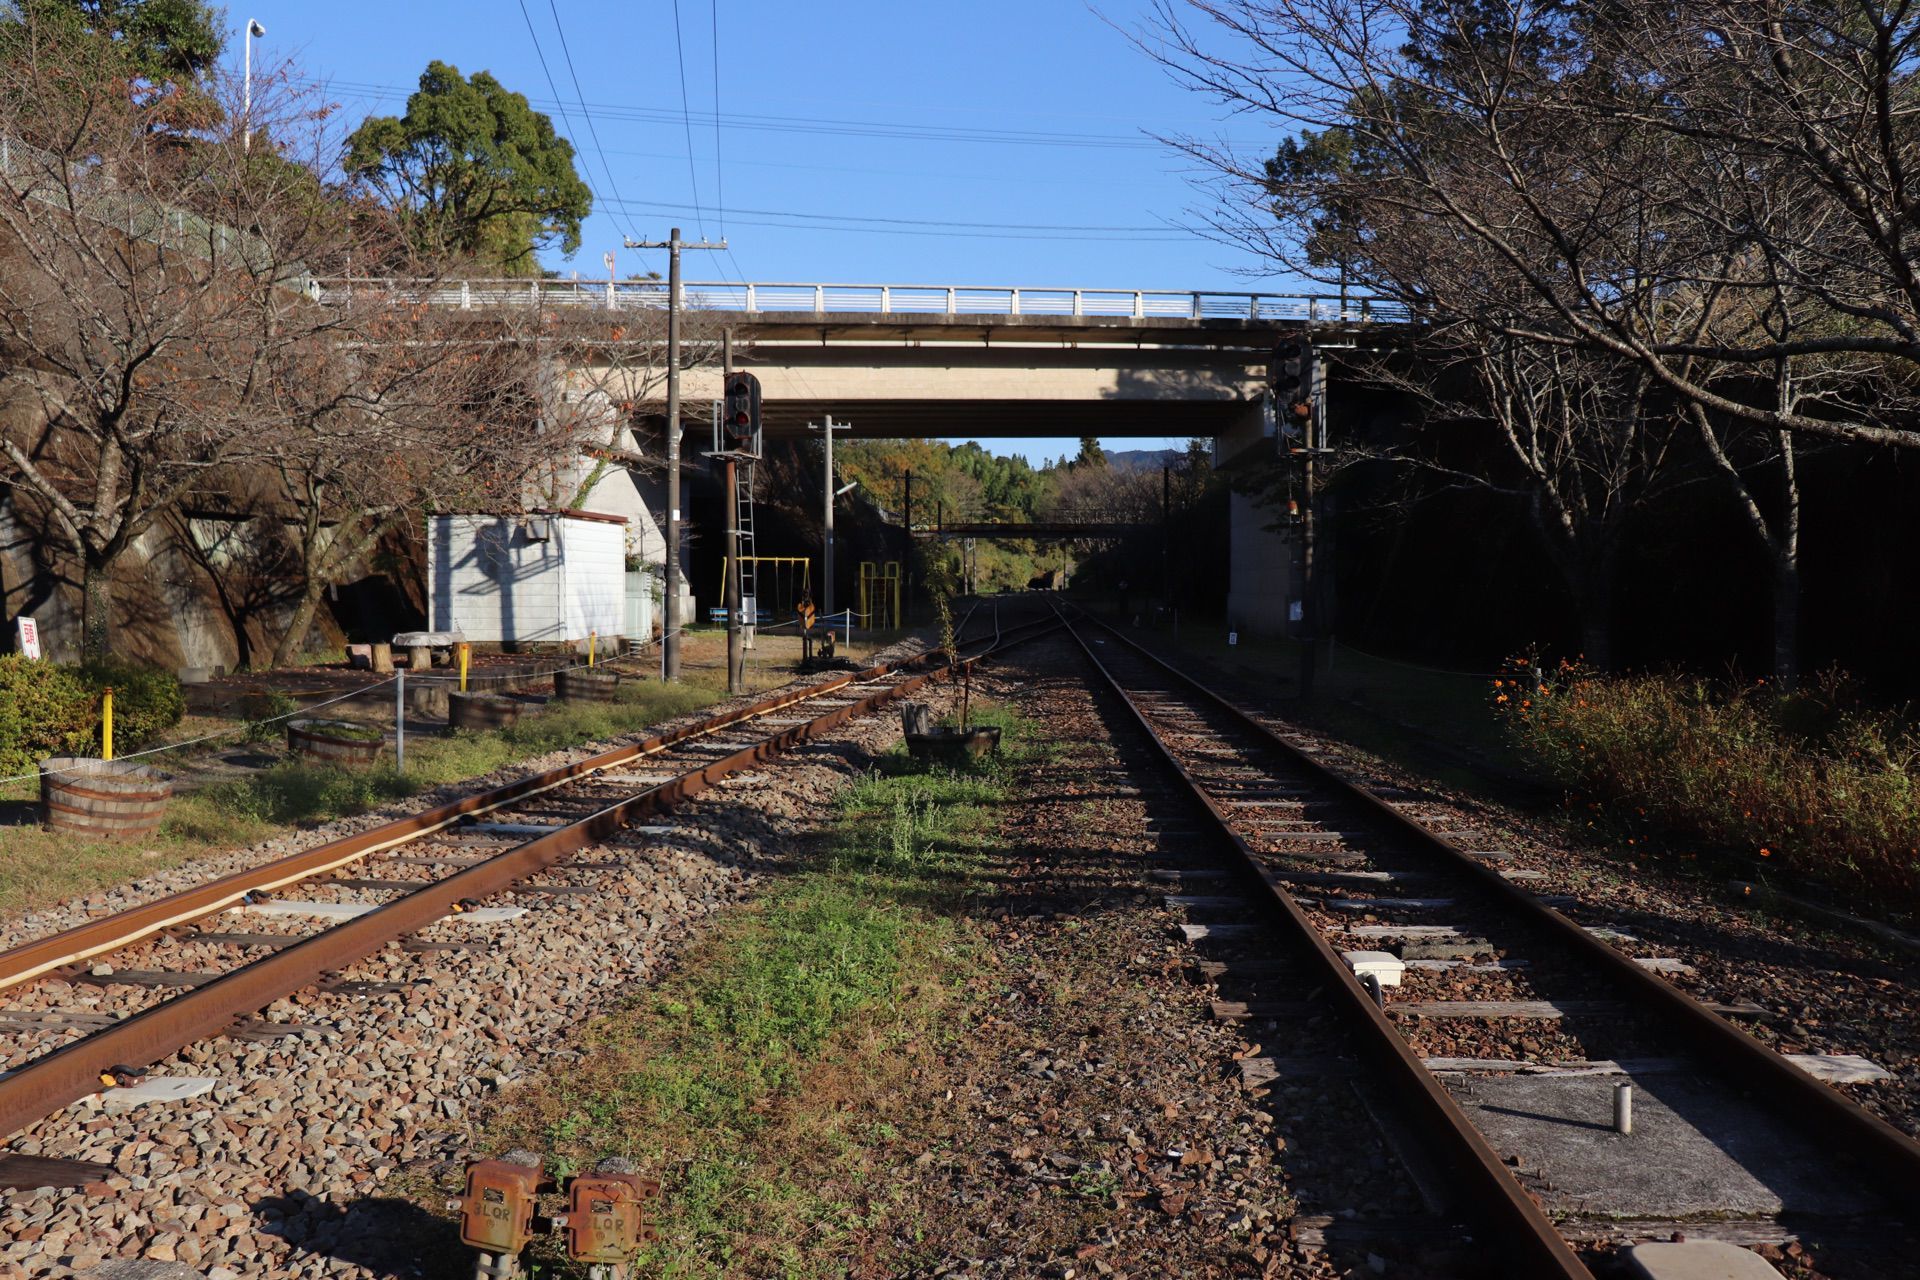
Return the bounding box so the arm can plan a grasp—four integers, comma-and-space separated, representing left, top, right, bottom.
668, 0, 706, 236
329, 79, 1202, 150
602, 198, 1190, 234
543, 0, 641, 241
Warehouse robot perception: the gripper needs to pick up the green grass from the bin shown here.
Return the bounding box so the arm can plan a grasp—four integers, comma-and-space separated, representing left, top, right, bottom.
471, 701, 1041, 1279
0, 677, 730, 915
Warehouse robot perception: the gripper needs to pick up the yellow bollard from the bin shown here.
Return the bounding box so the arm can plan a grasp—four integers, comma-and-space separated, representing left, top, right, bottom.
458, 642, 471, 692
588, 631, 597, 667
101, 687, 114, 762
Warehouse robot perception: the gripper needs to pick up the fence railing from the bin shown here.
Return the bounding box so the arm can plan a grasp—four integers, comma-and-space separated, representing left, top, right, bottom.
310, 277, 1408, 324
0, 131, 275, 268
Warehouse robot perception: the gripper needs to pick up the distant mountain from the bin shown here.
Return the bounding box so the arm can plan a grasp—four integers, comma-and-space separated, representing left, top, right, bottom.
1105, 448, 1181, 471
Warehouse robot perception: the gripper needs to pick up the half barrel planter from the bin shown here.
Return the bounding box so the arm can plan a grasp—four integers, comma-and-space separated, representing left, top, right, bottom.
448, 691, 525, 731
553, 669, 621, 703
41, 757, 174, 840
287, 718, 385, 766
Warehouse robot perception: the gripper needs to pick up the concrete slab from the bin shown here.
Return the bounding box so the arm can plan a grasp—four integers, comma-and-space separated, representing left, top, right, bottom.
450, 907, 529, 924
241, 900, 378, 920
82, 1262, 210, 1280
1636, 957, 1698, 974
1446, 1072, 1875, 1217
101, 1077, 218, 1109
1784, 1053, 1892, 1084
1622, 1239, 1783, 1279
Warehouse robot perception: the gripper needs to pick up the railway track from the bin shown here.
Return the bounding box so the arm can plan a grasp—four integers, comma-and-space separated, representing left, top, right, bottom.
1060, 609, 1920, 1278
0, 603, 1055, 1163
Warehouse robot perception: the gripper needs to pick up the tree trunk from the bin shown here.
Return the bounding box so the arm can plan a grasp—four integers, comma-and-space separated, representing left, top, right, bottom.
1573, 558, 1616, 670
79, 555, 110, 662
1771, 550, 1800, 687
269, 581, 330, 670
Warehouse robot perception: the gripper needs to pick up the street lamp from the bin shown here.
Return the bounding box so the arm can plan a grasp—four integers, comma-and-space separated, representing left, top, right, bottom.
243, 19, 266, 153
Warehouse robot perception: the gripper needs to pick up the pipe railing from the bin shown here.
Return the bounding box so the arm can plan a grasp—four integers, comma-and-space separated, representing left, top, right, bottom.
310, 277, 1407, 324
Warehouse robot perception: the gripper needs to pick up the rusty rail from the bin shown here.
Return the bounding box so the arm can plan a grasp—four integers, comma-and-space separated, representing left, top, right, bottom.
0, 612, 1058, 1140
1060, 611, 1594, 1279
1077, 612, 1920, 1203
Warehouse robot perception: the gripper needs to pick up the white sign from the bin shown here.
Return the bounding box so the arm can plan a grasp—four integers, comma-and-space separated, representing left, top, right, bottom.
1228, 631, 1239, 647
15, 616, 40, 660
1289, 600, 1304, 622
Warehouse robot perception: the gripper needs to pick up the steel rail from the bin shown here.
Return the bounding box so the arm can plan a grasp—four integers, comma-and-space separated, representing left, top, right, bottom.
0, 615, 980, 995
1058, 611, 1593, 1280
0, 613, 1061, 1141
1080, 613, 1920, 1202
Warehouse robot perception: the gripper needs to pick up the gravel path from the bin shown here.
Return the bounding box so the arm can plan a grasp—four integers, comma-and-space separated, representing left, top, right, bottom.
0, 647, 950, 1279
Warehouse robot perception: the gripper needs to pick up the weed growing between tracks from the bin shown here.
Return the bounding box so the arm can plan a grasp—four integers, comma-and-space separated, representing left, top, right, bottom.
471, 702, 1041, 1279
0, 679, 726, 915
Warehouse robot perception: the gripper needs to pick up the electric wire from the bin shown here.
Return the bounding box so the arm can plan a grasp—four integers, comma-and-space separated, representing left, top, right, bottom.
668, 0, 707, 237
710, 0, 725, 237
543, 0, 642, 243
510, 0, 596, 222
328, 80, 1200, 150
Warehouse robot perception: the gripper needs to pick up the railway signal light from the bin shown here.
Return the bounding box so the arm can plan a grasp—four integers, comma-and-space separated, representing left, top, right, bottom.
723, 371, 761, 441
1269, 338, 1307, 397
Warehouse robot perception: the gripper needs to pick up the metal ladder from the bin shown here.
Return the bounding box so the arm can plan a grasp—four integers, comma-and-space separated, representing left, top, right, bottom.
737, 431, 760, 646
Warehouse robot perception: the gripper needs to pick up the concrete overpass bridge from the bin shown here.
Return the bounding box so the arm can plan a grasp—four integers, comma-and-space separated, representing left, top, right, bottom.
316, 277, 1412, 631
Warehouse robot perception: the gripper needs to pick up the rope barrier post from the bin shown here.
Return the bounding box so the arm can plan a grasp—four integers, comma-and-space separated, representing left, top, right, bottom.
101, 688, 114, 762
395, 668, 406, 774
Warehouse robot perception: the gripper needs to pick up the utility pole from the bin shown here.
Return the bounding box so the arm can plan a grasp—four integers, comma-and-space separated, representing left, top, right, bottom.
1297, 351, 1328, 699
625, 228, 725, 681
809, 416, 851, 623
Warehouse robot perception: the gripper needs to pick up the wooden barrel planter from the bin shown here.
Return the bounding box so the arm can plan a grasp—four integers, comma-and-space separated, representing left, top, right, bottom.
287, 718, 385, 766
41, 757, 174, 840
905, 726, 1002, 764
554, 669, 621, 703
449, 691, 525, 732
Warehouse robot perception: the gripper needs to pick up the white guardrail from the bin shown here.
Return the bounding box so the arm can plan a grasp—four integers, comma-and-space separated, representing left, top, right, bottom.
310, 278, 1407, 323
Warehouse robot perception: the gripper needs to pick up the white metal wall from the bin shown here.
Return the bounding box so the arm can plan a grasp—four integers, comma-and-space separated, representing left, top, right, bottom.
428, 514, 627, 644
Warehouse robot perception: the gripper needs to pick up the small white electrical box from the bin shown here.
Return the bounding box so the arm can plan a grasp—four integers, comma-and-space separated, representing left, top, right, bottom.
1342, 950, 1406, 987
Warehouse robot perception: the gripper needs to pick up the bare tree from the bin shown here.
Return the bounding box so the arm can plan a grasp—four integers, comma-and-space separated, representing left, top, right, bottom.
1140, 0, 1920, 450
0, 28, 362, 657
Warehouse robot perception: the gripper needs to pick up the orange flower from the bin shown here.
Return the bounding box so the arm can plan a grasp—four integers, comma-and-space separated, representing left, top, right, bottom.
1496, 694, 1509, 703
1759, 847, 1772, 857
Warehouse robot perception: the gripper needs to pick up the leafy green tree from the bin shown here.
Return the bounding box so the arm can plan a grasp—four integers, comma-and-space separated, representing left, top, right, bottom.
2, 0, 222, 79
1, 0, 223, 127
1074, 436, 1106, 469
344, 61, 593, 273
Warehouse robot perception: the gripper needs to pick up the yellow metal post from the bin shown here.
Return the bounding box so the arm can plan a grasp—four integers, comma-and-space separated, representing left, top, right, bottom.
588, 631, 597, 667
101, 687, 114, 761
458, 643, 471, 692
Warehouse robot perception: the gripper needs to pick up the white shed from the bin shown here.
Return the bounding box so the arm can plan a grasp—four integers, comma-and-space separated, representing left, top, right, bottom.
427, 510, 628, 645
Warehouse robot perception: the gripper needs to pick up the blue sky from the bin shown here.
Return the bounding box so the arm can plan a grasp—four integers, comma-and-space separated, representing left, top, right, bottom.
238, 1, 1288, 460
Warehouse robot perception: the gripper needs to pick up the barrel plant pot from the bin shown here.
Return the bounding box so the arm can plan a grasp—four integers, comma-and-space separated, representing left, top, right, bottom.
41, 757, 174, 840
449, 691, 525, 732
286, 718, 386, 767
553, 668, 622, 704
904, 725, 1002, 764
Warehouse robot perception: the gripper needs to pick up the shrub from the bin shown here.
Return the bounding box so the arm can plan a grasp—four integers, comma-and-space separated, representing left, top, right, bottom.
239, 690, 301, 743
1495, 661, 1920, 902
0, 656, 92, 776
76, 659, 184, 752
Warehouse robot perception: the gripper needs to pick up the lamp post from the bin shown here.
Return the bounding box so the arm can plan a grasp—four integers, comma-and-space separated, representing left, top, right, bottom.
243, 19, 266, 153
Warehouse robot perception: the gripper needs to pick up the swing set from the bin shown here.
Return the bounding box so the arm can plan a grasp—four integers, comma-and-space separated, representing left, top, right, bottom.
718, 556, 812, 635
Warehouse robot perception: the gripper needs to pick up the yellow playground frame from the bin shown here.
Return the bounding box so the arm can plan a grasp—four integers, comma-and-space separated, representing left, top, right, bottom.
858, 561, 901, 630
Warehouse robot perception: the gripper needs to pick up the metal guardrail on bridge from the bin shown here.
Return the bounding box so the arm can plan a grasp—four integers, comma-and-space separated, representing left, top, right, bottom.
310, 278, 1406, 324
